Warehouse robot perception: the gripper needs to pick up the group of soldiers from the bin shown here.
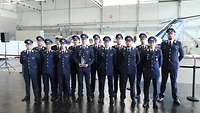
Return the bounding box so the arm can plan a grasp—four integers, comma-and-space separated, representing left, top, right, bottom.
20, 28, 184, 109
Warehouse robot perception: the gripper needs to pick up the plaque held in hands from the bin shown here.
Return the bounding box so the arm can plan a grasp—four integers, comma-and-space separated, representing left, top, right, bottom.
81, 56, 85, 65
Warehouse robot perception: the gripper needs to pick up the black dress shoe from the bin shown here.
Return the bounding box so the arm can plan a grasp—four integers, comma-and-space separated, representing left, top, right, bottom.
55, 97, 62, 103
64, 97, 72, 103
51, 96, 57, 102
72, 95, 76, 102
120, 99, 125, 105
68, 97, 72, 103
153, 101, 158, 109
91, 94, 95, 99
63, 97, 67, 103
114, 95, 117, 100
38, 95, 42, 99
110, 97, 114, 104
98, 98, 104, 104
76, 96, 83, 103
71, 93, 75, 97
72, 97, 76, 102
174, 99, 181, 105
34, 97, 41, 104
143, 102, 149, 108
21, 96, 30, 102
87, 97, 93, 103
34, 100, 41, 104
42, 96, 49, 102
131, 99, 136, 106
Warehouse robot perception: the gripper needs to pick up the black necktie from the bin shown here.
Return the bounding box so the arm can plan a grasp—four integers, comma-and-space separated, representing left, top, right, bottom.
27, 50, 31, 54
168, 41, 172, 48
105, 49, 108, 54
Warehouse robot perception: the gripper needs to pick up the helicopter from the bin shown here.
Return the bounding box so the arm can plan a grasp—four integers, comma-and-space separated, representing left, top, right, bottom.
155, 14, 200, 44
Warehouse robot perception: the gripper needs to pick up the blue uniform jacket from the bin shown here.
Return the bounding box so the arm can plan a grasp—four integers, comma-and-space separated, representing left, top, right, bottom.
112, 45, 124, 72
90, 44, 103, 66
20, 50, 41, 75
41, 49, 56, 75
98, 47, 116, 76
120, 47, 140, 74
136, 45, 148, 68
143, 48, 163, 78
161, 40, 184, 69
56, 49, 72, 75
73, 45, 94, 72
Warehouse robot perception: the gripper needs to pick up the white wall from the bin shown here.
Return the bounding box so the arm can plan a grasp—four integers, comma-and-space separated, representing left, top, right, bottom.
14, 0, 200, 50
16, 0, 200, 32
0, 5, 17, 33
16, 30, 44, 41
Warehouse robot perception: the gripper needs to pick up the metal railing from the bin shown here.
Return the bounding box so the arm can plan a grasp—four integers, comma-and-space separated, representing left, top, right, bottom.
180, 55, 199, 102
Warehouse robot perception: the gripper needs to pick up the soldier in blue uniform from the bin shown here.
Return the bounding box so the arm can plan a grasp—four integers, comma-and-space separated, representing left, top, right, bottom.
55, 38, 72, 103
143, 36, 163, 109
90, 34, 103, 98
51, 36, 61, 98
33, 36, 46, 98
112, 34, 124, 99
51, 36, 61, 51
98, 36, 116, 105
89, 38, 94, 45
136, 33, 148, 101
41, 39, 57, 102
120, 36, 140, 106
20, 39, 41, 104
158, 28, 184, 105
73, 34, 94, 102
69, 35, 80, 100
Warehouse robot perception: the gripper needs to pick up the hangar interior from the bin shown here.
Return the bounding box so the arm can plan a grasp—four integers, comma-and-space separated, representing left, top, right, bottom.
0, 0, 200, 113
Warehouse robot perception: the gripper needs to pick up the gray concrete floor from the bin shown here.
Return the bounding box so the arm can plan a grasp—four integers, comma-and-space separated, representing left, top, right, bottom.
0, 71, 200, 113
